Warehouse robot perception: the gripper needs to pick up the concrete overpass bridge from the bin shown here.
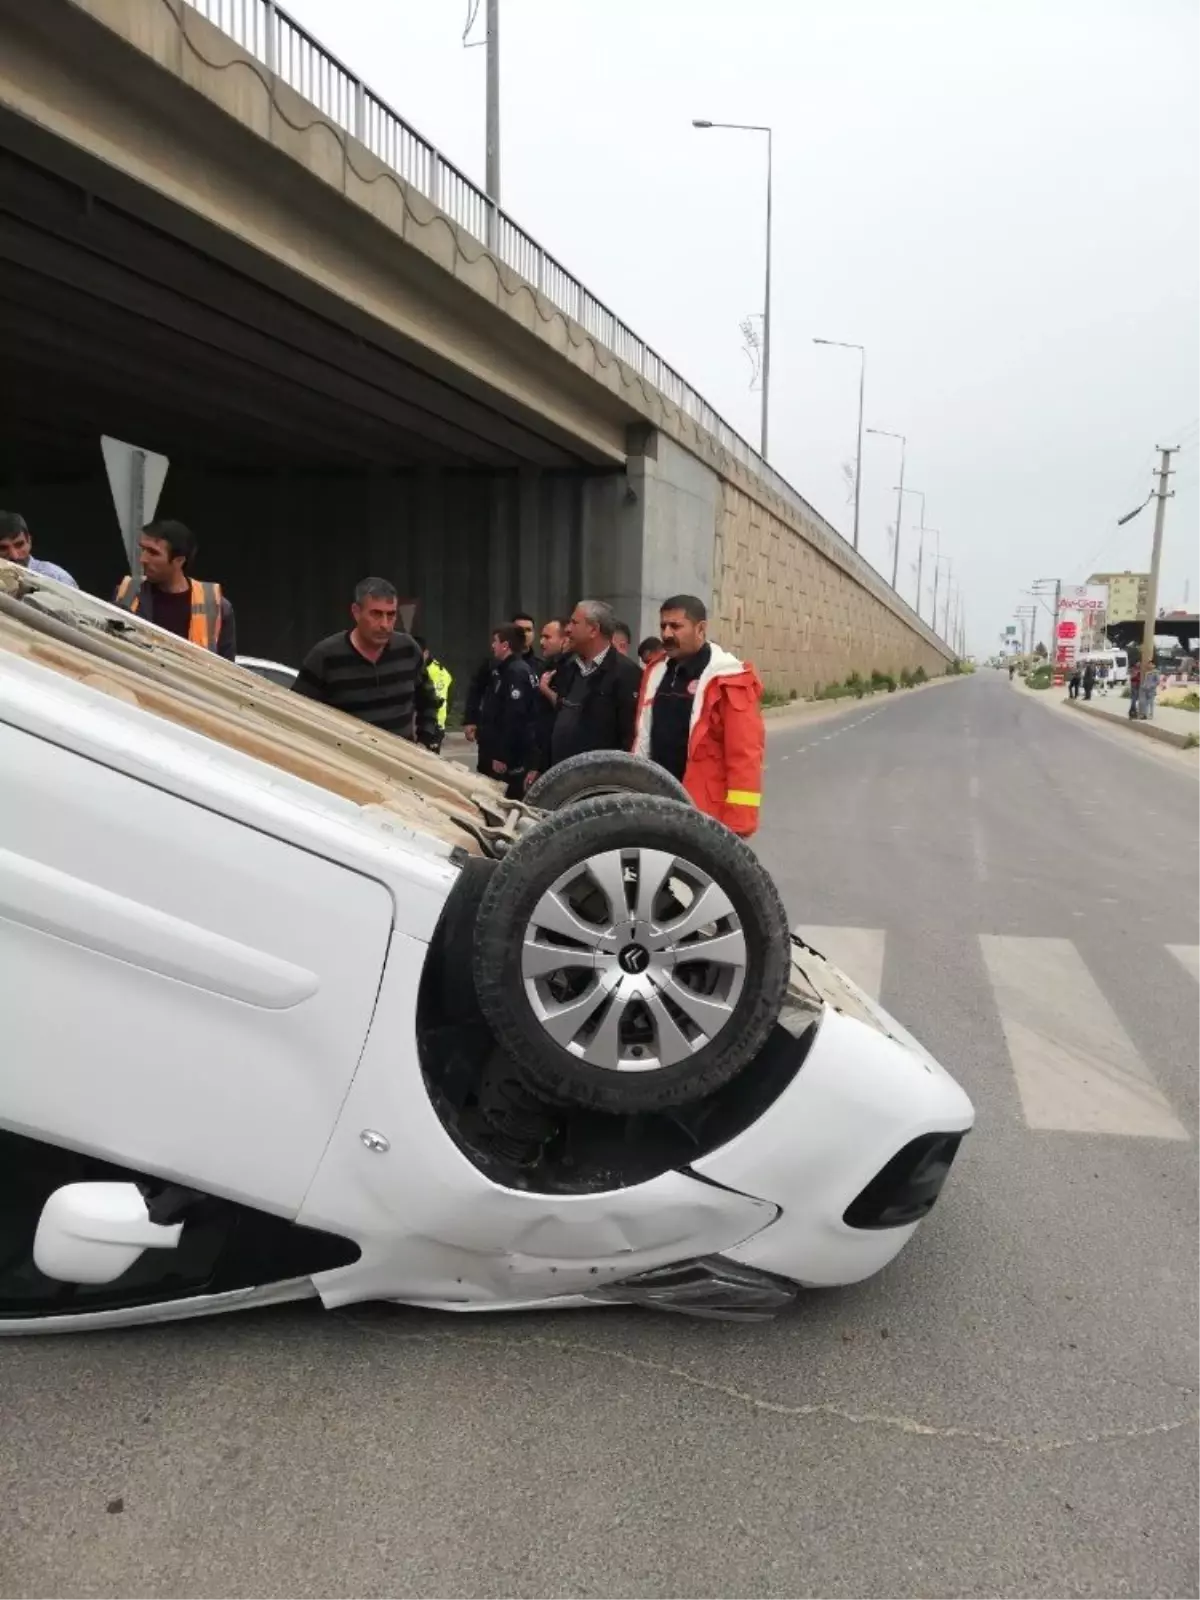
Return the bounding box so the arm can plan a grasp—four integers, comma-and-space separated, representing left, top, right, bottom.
0, 0, 954, 691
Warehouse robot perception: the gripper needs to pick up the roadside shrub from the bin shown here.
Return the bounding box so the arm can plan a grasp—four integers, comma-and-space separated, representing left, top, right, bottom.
760, 687, 791, 709
1161, 690, 1200, 712
912, 665, 927, 684
870, 670, 897, 693
1024, 664, 1053, 690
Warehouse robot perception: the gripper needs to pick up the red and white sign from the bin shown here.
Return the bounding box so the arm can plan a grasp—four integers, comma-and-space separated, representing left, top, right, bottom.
1054, 585, 1107, 669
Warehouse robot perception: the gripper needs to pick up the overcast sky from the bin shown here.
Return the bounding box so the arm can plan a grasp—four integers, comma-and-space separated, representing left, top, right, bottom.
284, 0, 1198, 653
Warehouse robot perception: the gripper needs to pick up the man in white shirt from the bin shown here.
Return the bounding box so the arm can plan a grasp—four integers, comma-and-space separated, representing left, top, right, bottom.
0, 512, 78, 588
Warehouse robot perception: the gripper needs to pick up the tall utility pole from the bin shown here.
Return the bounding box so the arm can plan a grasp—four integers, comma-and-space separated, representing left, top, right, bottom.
485, 0, 500, 232
1140, 445, 1177, 671
1015, 604, 1037, 657
1030, 576, 1059, 664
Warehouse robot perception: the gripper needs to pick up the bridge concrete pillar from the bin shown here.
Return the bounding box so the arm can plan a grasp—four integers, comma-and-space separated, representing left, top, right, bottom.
580, 426, 718, 643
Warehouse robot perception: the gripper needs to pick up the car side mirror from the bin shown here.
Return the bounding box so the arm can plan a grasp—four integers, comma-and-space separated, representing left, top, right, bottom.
34, 1182, 183, 1285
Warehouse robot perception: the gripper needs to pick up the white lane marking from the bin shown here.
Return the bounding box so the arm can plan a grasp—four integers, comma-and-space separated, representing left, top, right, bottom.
969, 814, 990, 883
1168, 945, 1200, 982
979, 936, 1188, 1140
796, 926, 885, 1003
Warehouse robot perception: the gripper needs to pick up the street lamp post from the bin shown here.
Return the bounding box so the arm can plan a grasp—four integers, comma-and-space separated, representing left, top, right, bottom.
813, 338, 865, 551
866, 427, 906, 589
693, 119, 773, 460
896, 483, 928, 608
921, 524, 940, 624
930, 549, 951, 644
485, 0, 500, 206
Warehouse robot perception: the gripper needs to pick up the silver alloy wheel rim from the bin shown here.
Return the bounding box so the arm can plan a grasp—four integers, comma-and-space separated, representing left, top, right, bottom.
519, 847, 748, 1072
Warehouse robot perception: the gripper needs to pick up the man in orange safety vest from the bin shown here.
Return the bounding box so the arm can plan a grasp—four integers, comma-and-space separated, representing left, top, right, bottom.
114, 519, 236, 660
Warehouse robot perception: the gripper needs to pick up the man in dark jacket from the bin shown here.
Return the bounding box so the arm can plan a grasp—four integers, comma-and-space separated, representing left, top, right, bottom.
532, 616, 570, 773
464, 610, 542, 745
477, 623, 540, 798
529, 599, 641, 786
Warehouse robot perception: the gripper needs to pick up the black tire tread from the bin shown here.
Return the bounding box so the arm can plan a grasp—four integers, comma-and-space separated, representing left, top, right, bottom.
472, 794, 791, 1114
524, 750, 691, 812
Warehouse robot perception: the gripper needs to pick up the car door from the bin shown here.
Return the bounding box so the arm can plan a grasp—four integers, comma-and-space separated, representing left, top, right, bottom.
0, 721, 394, 1216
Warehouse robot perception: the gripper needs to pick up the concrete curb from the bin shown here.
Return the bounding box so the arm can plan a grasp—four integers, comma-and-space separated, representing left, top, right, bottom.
1066, 699, 1196, 749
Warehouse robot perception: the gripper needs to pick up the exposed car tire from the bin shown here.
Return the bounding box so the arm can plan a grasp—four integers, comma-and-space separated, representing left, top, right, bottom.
472, 794, 791, 1114
524, 750, 691, 812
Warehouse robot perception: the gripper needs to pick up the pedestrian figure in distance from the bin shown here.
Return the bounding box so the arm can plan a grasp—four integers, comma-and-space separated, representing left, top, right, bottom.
612, 619, 633, 656
292, 576, 439, 748
638, 636, 664, 667
1008, 661, 1016, 681
1140, 661, 1160, 720
1128, 660, 1142, 719
114, 519, 235, 659
1068, 666, 1081, 700
633, 594, 765, 837
1082, 661, 1096, 701
0, 511, 78, 589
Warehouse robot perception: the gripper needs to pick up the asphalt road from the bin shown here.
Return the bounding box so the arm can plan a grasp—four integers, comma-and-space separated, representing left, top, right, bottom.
4, 673, 1197, 1599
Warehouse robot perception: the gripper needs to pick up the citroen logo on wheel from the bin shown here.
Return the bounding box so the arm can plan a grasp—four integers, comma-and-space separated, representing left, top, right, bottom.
618, 942, 651, 975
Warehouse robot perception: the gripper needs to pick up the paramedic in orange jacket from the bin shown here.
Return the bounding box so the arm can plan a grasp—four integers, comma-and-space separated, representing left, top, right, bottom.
632, 594, 765, 836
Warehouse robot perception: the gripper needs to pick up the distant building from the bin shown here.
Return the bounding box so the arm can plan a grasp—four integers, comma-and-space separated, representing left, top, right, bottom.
1088, 570, 1149, 624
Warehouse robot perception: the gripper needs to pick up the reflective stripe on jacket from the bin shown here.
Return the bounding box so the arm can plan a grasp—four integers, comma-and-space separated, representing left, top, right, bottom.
633, 642, 765, 835
114, 576, 223, 652
427, 660, 453, 729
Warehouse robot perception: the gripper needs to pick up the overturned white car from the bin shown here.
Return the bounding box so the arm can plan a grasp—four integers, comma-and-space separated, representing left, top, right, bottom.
0, 565, 973, 1330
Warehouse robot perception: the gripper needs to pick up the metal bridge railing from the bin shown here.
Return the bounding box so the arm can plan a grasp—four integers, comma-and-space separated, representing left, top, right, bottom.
183, 0, 945, 647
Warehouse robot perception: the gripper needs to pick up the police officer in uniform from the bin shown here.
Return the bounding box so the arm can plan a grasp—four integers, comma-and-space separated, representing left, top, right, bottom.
477, 622, 539, 799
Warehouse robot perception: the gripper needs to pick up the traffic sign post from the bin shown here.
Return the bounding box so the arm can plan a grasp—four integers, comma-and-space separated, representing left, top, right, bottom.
101, 436, 169, 573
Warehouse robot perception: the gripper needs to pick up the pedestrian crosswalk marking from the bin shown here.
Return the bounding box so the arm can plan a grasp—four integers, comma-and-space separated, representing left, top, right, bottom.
1167, 945, 1199, 982
795, 926, 885, 1003
979, 936, 1188, 1141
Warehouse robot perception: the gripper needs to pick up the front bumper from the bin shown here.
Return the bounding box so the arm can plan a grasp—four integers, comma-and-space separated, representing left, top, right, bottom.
693, 947, 975, 1287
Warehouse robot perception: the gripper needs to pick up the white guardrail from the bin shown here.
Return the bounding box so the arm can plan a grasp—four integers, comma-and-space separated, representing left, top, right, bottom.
184, 0, 947, 650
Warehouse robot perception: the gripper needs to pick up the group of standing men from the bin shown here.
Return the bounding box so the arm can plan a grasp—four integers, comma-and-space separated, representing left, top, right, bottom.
457, 595, 765, 836
461, 602, 642, 800
0, 506, 766, 837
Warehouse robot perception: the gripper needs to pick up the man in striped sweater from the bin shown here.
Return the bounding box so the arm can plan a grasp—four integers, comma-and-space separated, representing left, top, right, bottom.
292, 576, 440, 749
